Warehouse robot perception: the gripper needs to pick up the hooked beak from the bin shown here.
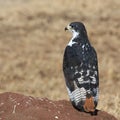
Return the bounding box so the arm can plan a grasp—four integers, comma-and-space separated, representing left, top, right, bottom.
65, 25, 72, 31
65, 27, 68, 31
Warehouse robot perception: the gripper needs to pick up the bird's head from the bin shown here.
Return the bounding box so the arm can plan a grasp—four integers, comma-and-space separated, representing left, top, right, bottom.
65, 22, 87, 38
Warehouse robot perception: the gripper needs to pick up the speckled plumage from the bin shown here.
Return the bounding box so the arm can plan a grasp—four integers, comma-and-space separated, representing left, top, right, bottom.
63, 22, 99, 112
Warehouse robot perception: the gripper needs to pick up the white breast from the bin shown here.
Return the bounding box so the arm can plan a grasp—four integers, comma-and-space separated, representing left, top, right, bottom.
68, 31, 79, 47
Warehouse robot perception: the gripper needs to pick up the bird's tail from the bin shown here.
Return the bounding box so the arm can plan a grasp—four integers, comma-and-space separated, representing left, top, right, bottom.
83, 94, 95, 112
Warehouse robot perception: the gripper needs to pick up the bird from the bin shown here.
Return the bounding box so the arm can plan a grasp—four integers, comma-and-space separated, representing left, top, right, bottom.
63, 22, 99, 113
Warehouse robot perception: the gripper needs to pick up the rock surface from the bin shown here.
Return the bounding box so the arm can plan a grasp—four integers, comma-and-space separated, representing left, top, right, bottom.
0, 92, 118, 120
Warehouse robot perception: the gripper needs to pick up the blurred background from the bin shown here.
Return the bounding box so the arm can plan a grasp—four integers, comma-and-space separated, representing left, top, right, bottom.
0, 0, 119, 119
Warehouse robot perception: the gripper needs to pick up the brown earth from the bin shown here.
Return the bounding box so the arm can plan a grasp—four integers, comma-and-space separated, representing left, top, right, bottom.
0, 0, 120, 119
0, 92, 118, 120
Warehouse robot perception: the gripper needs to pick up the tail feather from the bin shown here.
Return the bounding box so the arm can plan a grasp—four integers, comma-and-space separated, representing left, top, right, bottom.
83, 96, 95, 112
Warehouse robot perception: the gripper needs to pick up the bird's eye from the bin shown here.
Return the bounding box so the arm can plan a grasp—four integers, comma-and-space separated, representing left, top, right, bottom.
70, 25, 73, 28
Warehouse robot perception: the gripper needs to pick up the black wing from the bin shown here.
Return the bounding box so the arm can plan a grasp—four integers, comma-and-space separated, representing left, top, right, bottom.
63, 45, 99, 109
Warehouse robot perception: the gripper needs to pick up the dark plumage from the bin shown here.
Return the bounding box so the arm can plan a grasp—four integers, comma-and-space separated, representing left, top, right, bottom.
63, 22, 99, 113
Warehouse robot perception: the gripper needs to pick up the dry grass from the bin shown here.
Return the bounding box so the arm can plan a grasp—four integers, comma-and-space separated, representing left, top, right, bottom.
0, 0, 120, 119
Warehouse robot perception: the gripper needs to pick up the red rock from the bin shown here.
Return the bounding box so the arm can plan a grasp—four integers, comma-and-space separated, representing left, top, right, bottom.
0, 92, 118, 120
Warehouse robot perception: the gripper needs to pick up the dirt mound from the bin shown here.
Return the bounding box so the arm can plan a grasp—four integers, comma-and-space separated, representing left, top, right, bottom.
0, 92, 117, 120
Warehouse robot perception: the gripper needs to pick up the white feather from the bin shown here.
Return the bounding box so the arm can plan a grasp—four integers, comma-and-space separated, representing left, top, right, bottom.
68, 30, 79, 47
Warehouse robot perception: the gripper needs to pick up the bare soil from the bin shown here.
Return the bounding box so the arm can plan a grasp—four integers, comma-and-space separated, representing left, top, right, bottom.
0, 92, 118, 120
